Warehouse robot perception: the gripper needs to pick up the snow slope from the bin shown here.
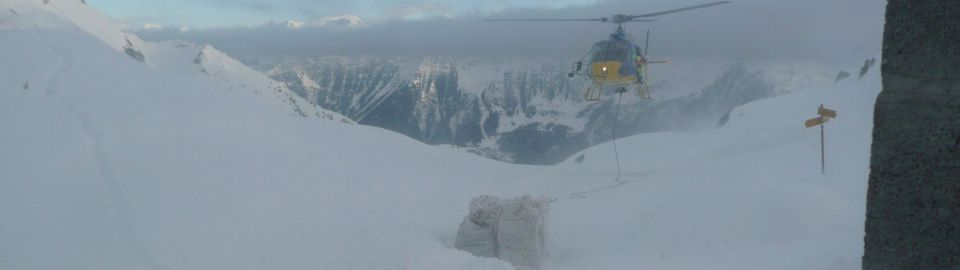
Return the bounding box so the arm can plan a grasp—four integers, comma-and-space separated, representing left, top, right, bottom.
530, 63, 879, 270
1, 5, 524, 269
1, 1, 879, 270
4, 0, 348, 121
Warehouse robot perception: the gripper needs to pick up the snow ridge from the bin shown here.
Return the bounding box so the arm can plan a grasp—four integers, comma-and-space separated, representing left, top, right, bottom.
5, 0, 350, 122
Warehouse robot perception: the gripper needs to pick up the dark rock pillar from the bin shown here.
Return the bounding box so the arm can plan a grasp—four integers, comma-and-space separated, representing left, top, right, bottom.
863, 1, 960, 269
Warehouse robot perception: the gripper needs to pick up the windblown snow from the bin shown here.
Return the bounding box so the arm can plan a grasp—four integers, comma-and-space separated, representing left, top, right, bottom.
1, 1, 879, 270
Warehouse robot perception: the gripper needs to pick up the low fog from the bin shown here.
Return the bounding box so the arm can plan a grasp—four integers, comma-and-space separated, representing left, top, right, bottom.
138, 0, 885, 64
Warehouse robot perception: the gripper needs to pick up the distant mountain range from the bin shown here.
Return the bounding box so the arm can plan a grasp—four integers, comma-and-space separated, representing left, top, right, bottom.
252, 56, 835, 164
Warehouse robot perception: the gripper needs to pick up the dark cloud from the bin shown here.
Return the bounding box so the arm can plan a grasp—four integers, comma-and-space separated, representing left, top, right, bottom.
136, 0, 885, 64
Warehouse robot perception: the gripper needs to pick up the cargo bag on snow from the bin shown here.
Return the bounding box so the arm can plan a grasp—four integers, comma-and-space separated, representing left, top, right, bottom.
454, 195, 548, 270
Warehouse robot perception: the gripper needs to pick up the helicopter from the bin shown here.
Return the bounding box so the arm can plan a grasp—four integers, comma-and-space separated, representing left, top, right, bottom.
485, 1, 731, 101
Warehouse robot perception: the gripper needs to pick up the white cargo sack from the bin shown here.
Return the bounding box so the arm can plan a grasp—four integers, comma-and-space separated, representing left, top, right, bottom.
454, 195, 502, 258
454, 195, 548, 270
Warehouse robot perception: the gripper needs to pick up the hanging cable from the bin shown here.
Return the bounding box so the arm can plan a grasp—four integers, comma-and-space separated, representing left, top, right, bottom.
568, 90, 627, 199
612, 90, 624, 181
553, 90, 629, 203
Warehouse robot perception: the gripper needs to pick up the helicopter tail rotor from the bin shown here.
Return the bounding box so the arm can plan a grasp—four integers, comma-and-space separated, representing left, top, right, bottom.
643, 30, 671, 64
644, 29, 651, 56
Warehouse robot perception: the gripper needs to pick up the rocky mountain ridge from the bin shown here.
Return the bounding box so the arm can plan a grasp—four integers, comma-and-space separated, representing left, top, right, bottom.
259, 56, 834, 164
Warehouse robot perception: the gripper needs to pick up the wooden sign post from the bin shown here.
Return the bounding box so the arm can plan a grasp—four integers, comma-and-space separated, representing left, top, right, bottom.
805, 104, 838, 174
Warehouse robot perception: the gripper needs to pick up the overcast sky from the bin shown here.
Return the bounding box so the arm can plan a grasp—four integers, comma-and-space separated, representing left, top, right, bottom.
89, 0, 602, 28
118, 0, 886, 64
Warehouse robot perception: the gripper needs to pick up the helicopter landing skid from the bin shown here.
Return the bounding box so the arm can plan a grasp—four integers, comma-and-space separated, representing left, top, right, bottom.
585, 83, 603, 101
635, 84, 652, 100
585, 84, 652, 101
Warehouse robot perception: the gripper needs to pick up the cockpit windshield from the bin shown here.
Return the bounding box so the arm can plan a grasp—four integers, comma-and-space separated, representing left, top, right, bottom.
591, 40, 637, 62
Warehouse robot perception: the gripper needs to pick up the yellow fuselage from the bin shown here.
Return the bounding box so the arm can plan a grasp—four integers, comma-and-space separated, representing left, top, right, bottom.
590, 61, 638, 85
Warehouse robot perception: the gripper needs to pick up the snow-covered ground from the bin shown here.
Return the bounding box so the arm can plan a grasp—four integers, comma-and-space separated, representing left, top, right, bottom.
533, 67, 877, 269
1, 1, 879, 269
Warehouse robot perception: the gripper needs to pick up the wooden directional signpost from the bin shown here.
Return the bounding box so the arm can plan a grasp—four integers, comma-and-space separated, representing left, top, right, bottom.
805, 104, 837, 174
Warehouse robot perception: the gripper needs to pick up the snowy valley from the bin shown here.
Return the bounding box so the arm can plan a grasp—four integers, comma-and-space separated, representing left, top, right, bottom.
254, 55, 837, 164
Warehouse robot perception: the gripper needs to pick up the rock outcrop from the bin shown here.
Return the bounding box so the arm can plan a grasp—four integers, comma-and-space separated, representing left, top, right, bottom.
862, 1, 960, 269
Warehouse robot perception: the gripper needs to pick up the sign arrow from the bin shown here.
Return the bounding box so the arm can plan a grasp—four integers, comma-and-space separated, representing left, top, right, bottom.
805, 116, 829, 128
818, 106, 838, 119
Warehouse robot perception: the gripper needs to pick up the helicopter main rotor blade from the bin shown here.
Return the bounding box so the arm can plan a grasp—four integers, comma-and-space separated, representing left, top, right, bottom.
625, 19, 658, 23
483, 18, 607, 22
484, 18, 658, 24
627, 1, 731, 19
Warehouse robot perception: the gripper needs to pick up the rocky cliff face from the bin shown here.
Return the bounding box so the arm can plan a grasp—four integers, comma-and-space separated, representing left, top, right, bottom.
260, 57, 814, 164
862, 1, 960, 269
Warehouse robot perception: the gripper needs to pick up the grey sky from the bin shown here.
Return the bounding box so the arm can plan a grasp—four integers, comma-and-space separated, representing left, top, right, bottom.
91, 0, 601, 28
136, 0, 886, 64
